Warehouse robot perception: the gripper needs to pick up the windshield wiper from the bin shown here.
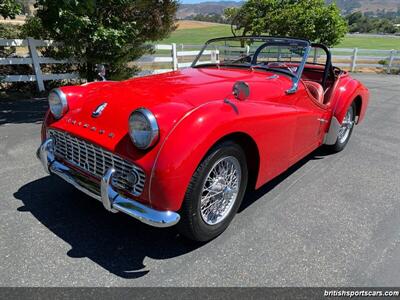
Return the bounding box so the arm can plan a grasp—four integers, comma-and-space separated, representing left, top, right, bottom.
194, 62, 253, 70
217, 62, 251, 68
250, 65, 295, 77
193, 62, 248, 69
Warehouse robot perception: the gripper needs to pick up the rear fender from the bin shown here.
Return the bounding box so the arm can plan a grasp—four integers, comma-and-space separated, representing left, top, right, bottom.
331, 78, 369, 124
324, 76, 369, 145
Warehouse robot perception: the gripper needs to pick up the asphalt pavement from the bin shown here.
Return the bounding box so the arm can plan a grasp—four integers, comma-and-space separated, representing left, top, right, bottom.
0, 73, 399, 286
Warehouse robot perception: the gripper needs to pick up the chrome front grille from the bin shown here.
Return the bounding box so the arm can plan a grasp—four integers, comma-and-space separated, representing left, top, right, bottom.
48, 129, 145, 196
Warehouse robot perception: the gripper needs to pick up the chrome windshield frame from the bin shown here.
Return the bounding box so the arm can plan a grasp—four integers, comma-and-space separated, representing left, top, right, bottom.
286, 44, 311, 94
191, 36, 312, 94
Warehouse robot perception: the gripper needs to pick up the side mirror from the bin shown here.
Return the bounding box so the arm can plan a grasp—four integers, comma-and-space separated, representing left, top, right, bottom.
96, 64, 106, 81
232, 81, 250, 101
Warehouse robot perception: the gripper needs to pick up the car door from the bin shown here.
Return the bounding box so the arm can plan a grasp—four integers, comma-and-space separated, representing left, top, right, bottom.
290, 86, 330, 163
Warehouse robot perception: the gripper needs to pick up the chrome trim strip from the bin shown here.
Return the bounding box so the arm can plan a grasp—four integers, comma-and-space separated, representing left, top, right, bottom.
37, 139, 180, 228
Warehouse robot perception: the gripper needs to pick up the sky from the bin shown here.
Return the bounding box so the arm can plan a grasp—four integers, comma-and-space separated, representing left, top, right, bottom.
181, 0, 241, 3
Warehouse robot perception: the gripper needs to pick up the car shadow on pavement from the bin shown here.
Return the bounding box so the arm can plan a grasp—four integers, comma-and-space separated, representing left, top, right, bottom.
13, 146, 334, 279
239, 146, 334, 213
13, 175, 200, 279
0, 98, 47, 125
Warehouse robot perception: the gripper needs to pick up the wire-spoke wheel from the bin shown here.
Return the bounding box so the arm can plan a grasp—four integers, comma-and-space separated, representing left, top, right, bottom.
200, 156, 241, 225
337, 105, 354, 144
178, 141, 248, 242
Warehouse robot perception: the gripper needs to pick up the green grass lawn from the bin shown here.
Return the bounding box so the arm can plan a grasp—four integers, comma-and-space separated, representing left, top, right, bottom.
161, 25, 232, 45
160, 25, 400, 50
337, 36, 400, 50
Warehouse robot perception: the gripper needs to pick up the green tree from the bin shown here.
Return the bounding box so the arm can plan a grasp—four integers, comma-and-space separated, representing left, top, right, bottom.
0, 0, 22, 19
347, 12, 363, 26
22, 0, 178, 81
346, 12, 397, 34
225, 0, 348, 47
375, 18, 397, 34
191, 13, 227, 24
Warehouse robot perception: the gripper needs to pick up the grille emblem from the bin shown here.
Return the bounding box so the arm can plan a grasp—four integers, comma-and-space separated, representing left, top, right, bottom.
92, 102, 107, 118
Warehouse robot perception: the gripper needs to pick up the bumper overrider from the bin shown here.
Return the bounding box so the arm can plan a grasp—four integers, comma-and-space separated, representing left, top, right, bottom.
36, 138, 180, 228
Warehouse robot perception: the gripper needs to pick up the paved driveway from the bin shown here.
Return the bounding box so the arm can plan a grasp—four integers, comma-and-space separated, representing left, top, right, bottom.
1, 74, 399, 286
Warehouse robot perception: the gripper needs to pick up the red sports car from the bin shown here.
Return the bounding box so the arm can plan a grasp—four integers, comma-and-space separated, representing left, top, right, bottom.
37, 36, 369, 241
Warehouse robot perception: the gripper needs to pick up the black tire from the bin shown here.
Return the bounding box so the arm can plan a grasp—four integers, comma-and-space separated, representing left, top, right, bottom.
326, 102, 356, 153
178, 141, 248, 242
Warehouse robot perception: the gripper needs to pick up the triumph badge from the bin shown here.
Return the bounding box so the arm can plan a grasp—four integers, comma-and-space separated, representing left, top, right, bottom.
92, 102, 107, 118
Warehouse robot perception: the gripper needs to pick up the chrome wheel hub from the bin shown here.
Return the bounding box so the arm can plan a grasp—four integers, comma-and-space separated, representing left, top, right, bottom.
338, 106, 354, 144
200, 156, 241, 225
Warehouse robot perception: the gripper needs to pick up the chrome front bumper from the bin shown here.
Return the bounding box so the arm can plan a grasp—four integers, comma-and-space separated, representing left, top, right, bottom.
37, 138, 180, 228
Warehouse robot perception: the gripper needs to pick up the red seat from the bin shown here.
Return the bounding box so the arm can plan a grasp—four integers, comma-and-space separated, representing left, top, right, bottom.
303, 80, 324, 104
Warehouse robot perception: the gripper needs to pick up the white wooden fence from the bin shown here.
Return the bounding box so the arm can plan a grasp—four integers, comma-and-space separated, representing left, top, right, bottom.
136, 44, 219, 74
329, 48, 400, 72
1, 38, 399, 92
0, 38, 79, 91
137, 44, 400, 75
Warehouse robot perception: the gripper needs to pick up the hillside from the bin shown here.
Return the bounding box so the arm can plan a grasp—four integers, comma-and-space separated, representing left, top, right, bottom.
177, 1, 243, 19
177, 0, 400, 18
357, 0, 399, 13
327, 0, 399, 14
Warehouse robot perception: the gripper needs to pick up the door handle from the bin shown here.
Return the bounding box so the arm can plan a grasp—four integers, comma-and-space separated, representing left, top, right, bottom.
317, 118, 328, 123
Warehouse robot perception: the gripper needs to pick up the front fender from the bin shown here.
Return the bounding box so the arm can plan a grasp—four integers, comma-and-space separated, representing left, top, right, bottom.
148, 99, 298, 211
149, 101, 244, 211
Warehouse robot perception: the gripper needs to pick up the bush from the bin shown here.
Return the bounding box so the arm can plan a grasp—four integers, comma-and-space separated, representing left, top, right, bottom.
22, 0, 179, 81
0, 23, 25, 86
0, 23, 22, 39
378, 59, 388, 66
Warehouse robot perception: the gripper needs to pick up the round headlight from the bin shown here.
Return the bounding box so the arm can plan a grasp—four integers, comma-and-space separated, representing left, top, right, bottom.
129, 108, 159, 149
48, 88, 68, 119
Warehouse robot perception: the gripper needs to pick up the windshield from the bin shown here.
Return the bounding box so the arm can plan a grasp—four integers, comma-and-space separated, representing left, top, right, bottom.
192, 36, 311, 78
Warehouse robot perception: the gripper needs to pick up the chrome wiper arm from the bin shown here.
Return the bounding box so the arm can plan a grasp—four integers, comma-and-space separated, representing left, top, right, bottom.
193, 62, 251, 69
217, 62, 252, 68
250, 65, 295, 77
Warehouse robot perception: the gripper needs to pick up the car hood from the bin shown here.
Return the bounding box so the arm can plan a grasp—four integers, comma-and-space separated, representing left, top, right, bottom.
50, 67, 291, 153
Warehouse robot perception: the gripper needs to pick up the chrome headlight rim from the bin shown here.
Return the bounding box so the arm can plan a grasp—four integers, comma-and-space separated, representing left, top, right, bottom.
48, 88, 68, 119
129, 108, 159, 150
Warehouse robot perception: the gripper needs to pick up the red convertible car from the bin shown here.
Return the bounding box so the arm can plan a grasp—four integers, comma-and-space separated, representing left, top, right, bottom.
37, 36, 369, 241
